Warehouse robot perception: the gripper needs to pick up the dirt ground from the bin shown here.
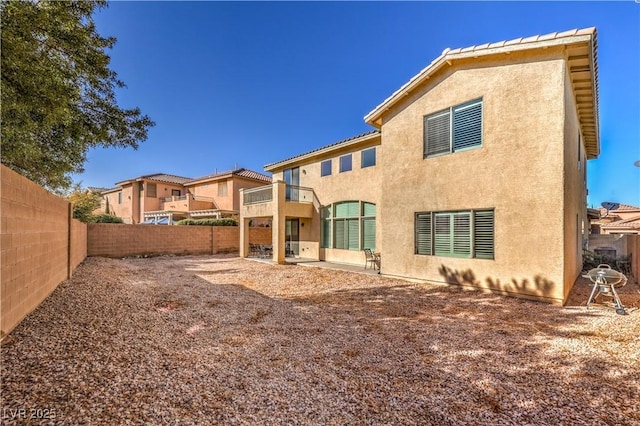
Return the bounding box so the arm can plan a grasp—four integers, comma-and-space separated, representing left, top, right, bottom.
2, 255, 639, 425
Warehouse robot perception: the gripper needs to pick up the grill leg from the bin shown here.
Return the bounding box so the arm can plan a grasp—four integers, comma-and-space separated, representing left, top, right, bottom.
586, 280, 600, 309
609, 284, 627, 315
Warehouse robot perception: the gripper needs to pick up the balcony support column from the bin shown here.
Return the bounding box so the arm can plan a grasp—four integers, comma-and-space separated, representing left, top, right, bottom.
272, 181, 286, 264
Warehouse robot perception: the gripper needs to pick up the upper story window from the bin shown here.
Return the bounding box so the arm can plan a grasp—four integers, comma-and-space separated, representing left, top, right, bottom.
218, 181, 228, 196
171, 189, 181, 197
361, 148, 376, 168
146, 183, 157, 198
321, 160, 332, 177
339, 154, 352, 173
424, 98, 483, 158
118, 192, 122, 204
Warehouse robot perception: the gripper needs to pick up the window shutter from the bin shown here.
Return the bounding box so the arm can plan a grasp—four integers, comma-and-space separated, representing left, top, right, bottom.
452, 212, 471, 257
474, 210, 494, 259
415, 213, 432, 255
348, 219, 359, 250
321, 219, 331, 248
362, 218, 376, 251
434, 213, 452, 256
425, 111, 451, 157
453, 100, 482, 151
334, 219, 346, 249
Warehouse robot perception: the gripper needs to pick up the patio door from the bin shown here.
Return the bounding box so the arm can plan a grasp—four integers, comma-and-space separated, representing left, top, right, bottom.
286, 219, 300, 256
284, 167, 299, 201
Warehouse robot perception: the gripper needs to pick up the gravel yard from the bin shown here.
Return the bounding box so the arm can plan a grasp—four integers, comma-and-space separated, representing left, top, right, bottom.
2, 255, 639, 425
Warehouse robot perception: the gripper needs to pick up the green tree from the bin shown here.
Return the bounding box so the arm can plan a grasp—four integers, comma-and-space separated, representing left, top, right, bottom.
1, 0, 154, 192
67, 184, 102, 223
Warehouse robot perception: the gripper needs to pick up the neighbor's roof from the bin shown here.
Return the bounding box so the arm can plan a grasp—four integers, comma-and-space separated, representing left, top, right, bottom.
364, 27, 600, 158
186, 168, 271, 186
601, 215, 640, 230
115, 173, 193, 186
264, 130, 381, 171
87, 186, 111, 194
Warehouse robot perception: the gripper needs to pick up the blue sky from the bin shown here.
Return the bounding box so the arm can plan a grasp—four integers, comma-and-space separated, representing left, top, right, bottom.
73, 1, 640, 208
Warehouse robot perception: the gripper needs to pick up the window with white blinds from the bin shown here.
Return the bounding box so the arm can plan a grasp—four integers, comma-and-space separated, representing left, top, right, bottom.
424, 98, 483, 158
415, 209, 494, 259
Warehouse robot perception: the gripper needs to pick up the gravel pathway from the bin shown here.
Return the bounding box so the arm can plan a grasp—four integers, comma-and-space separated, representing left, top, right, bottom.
2, 255, 639, 425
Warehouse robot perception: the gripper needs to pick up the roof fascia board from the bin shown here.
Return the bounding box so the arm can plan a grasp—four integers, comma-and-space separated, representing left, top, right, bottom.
264, 132, 381, 172
364, 34, 594, 126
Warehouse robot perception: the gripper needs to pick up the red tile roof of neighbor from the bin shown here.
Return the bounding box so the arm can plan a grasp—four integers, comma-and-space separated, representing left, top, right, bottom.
115, 173, 193, 186
601, 215, 640, 230
599, 203, 640, 216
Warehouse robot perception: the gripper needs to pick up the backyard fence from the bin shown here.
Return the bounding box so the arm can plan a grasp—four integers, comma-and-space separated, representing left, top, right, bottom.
1, 165, 274, 336
1, 166, 87, 337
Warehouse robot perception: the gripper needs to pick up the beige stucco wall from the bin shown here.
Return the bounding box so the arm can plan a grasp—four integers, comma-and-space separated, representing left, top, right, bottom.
105, 185, 134, 223
268, 136, 382, 264
378, 51, 569, 303
188, 177, 268, 212
562, 61, 589, 302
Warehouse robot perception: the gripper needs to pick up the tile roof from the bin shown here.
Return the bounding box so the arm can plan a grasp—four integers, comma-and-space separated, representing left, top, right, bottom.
87, 186, 112, 193
115, 173, 193, 186
186, 168, 271, 185
601, 215, 640, 230
599, 203, 640, 216
264, 130, 381, 171
364, 27, 599, 158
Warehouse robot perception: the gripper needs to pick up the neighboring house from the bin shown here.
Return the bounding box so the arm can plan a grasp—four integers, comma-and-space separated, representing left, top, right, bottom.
592, 203, 640, 234
98, 169, 271, 224
98, 174, 192, 224
240, 28, 599, 305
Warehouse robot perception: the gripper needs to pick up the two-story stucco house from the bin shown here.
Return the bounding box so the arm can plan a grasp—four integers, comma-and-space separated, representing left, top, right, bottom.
240, 28, 600, 305
100, 168, 271, 224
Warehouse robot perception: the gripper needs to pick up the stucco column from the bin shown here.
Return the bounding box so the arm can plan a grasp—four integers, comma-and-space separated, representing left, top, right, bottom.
239, 218, 250, 258
272, 181, 286, 264
239, 189, 249, 258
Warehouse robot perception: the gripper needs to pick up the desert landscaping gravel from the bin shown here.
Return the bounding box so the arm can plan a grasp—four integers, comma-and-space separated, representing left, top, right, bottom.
2, 255, 639, 425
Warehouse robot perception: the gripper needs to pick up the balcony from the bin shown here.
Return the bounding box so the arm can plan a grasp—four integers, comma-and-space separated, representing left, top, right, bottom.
161, 195, 215, 213
241, 183, 317, 218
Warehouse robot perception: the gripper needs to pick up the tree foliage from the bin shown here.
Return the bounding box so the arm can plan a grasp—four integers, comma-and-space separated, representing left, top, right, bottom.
67, 184, 101, 223
90, 214, 123, 224
1, 0, 154, 192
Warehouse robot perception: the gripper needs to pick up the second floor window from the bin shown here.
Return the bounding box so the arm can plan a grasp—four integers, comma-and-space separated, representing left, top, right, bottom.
118, 192, 122, 204
361, 148, 376, 168
146, 183, 157, 198
321, 160, 332, 177
424, 98, 483, 158
218, 182, 228, 196
339, 154, 352, 173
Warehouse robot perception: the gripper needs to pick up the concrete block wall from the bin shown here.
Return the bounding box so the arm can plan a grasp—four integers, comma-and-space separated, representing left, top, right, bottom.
248, 227, 272, 245
1, 166, 87, 337
88, 224, 215, 257
87, 224, 253, 257
70, 218, 88, 271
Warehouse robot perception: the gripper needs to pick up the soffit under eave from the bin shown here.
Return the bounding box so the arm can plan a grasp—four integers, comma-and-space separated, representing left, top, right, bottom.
566, 40, 600, 159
